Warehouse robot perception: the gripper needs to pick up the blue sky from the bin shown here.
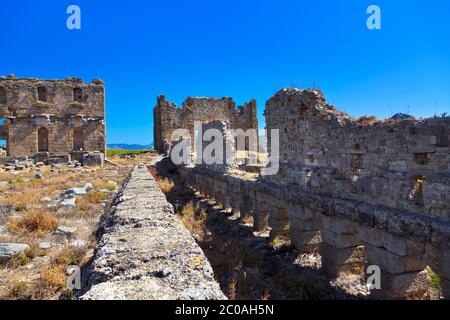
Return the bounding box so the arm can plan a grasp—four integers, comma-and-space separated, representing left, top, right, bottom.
1, 0, 449, 144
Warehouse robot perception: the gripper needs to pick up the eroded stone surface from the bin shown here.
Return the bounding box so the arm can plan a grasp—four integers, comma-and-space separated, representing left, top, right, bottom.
80, 165, 226, 300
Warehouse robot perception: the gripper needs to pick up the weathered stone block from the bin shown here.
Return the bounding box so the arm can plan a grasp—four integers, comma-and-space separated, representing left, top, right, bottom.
364, 243, 426, 274
321, 228, 361, 249
320, 214, 357, 235
358, 225, 425, 257
320, 243, 366, 267
83, 152, 104, 166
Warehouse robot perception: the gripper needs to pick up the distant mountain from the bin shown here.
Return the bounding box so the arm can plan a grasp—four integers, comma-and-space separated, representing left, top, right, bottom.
391, 113, 414, 120
107, 143, 153, 150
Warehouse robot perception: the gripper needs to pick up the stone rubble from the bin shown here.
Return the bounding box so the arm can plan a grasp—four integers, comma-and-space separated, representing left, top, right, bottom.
0, 243, 29, 262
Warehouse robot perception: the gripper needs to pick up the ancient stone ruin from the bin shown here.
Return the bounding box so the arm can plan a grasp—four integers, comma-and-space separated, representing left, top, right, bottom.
153, 95, 258, 154
0, 76, 106, 167
174, 88, 450, 299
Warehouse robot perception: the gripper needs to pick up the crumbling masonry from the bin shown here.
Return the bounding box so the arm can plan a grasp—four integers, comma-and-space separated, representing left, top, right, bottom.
153, 95, 258, 154
0, 77, 106, 165
176, 88, 450, 299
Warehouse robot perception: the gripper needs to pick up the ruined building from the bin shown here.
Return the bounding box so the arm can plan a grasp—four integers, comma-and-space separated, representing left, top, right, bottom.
153, 95, 258, 153
0, 77, 106, 165
176, 88, 450, 299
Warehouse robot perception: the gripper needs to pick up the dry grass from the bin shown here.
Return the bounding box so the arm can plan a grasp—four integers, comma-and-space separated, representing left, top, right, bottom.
91, 179, 117, 191
3, 277, 31, 300
33, 245, 87, 299
156, 177, 175, 194
86, 191, 108, 204
7, 210, 59, 237
179, 202, 207, 235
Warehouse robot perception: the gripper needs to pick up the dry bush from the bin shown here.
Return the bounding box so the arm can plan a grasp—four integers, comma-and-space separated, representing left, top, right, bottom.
33, 245, 87, 299
39, 266, 67, 292
7, 210, 59, 237
156, 177, 175, 194
180, 201, 195, 218
0, 189, 42, 210
3, 277, 31, 300
86, 191, 108, 204
179, 203, 207, 236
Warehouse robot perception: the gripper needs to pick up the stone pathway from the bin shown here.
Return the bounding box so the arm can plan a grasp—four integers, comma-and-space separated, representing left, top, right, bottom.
80, 164, 225, 300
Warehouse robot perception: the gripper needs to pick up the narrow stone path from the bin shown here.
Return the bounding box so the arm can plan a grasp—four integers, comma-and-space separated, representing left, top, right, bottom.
80, 164, 225, 300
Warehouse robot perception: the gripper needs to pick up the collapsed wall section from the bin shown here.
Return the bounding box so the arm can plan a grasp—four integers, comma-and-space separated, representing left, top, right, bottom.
153, 95, 258, 153
81, 165, 225, 300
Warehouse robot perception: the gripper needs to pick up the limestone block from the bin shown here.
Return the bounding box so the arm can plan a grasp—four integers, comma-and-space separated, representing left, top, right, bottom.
364, 243, 426, 275
358, 225, 425, 257
320, 243, 366, 266
290, 216, 318, 232
290, 228, 322, 247
320, 214, 357, 235
321, 228, 361, 249
387, 211, 430, 242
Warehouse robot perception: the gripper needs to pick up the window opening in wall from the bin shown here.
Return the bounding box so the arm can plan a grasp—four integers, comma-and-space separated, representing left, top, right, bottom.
413, 153, 429, 165
38, 127, 49, 152
73, 127, 84, 151
74, 87, 83, 102
37, 86, 48, 102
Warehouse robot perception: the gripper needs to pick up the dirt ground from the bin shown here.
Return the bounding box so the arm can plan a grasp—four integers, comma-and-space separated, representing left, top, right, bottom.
0, 152, 160, 300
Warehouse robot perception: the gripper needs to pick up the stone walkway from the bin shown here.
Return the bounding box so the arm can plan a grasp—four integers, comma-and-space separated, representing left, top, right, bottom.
80, 164, 225, 300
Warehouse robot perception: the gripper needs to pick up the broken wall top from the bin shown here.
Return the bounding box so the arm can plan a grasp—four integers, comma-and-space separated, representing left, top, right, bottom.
264, 88, 450, 221
0, 77, 105, 119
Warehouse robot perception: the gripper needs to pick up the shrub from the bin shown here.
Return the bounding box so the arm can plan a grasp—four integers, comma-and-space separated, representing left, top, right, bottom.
157, 178, 174, 194
4, 277, 31, 300
87, 191, 108, 204
7, 210, 58, 237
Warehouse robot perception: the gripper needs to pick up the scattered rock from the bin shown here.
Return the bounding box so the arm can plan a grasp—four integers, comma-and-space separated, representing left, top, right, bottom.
64, 187, 87, 196
34, 173, 43, 179
84, 182, 93, 191
56, 225, 77, 236
0, 243, 29, 262
39, 242, 52, 250
59, 197, 77, 207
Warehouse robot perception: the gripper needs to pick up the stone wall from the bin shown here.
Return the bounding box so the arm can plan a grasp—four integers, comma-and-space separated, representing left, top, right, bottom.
176, 88, 450, 299
81, 165, 225, 300
153, 95, 257, 153
0, 76, 106, 163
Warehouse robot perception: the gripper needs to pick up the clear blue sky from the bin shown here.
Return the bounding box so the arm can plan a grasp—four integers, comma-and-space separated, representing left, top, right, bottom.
1, 0, 449, 144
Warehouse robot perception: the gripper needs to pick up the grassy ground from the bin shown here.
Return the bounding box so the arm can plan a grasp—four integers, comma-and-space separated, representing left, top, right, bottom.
106, 149, 152, 157
0, 164, 132, 300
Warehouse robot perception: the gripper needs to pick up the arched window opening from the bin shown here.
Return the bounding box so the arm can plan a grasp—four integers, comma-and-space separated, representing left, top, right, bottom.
73, 127, 84, 151
38, 127, 49, 152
